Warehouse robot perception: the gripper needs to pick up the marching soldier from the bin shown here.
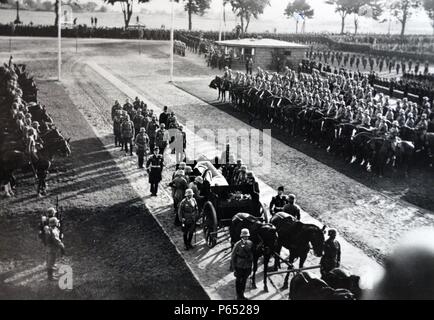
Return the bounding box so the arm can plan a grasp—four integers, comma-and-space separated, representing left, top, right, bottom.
155, 123, 170, 155
111, 100, 122, 121
269, 186, 289, 216
146, 147, 164, 196
121, 114, 135, 156
283, 194, 301, 221
134, 127, 149, 169
178, 189, 199, 250
146, 115, 159, 151
231, 228, 254, 300
44, 216, 65, 281
320, 229, 341, 278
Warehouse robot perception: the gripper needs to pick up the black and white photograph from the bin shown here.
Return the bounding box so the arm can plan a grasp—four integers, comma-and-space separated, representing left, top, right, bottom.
0, 0, 434, 307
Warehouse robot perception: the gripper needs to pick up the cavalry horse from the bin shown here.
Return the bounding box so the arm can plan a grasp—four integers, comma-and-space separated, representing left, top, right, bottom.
209, 76, 231, 102
270, 212, 326, 290
0, 129, 71, 196
230, 213, 278, 292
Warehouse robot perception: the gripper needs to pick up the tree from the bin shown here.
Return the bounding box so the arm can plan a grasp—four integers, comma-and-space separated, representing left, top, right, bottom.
389, 0, 422, 37
423, 0, 434, 33
352, 0, 383, 35
227, 0, 271, 34
85, 1, 99, 12
183, 0, 211, 31
284, 0, 314, 33
325, 0, 356, 34
104, 0, 150, 29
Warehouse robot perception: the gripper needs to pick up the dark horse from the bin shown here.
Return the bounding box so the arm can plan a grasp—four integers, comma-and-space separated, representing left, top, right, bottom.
289, 272, 355, 300
0, 129, 71, 195
230, 213, 278, 292
209, 76, 231, 102
270, 212, 325, 289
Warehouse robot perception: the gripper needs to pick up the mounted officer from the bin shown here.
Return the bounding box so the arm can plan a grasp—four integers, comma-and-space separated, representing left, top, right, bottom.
231, 228, 254, 300
269, 186, 289, 216
178, 189, 199, 250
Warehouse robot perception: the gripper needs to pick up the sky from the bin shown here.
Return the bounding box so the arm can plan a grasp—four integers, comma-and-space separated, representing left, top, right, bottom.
79, 0, 433, 34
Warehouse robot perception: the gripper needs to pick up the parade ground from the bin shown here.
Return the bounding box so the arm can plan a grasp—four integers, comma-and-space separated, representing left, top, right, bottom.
1, 37, 433, 299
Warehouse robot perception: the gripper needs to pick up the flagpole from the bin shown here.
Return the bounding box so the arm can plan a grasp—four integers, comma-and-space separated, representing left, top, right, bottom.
219, 0, 223, 41
170, 0, 174, 83
58, 0, 61, 81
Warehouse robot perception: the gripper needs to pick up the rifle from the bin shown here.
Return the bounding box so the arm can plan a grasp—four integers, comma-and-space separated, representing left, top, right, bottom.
56, 195, 64, 240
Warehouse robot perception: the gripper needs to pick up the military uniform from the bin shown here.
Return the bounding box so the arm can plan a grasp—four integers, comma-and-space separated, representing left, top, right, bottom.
231, 239, 254, 300
121, 119, 135, 155
320, 237, 341, 277
44, 223, 65, 280
146, 153, 164, 196
135, 133, 149, 168
283, 203, 301, 221
269, 195, 289, 216
178, 197, 199, 249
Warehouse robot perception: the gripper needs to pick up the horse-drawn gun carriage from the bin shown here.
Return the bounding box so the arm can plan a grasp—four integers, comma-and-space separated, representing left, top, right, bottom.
186, 160, 268, 248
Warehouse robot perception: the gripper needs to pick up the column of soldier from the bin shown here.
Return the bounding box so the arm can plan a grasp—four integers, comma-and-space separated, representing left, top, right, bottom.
219, 64, 433, 164
174, 40, 187, 57
307, 50, 431, 77
111, 99, 186, 196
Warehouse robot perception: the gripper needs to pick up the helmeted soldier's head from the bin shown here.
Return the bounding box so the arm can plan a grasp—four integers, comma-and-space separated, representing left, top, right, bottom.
240, 228, 250, 242
48, 217, 59, 227
153, 147, 159, 154
140, 127, 146, 134
277, 186, 284, 196
288, 194, 296, 204
185, 188, 194, 199
194, 176, 203, 185
47, 207, 57, 218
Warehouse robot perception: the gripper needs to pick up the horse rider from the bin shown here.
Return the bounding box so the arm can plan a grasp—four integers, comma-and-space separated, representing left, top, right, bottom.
388, 121, 401, 153
146, 147, 164, 196
169, 169, 188, 226
121, 114, 135, 156
233, 165, 248, 185
44, 216, 65, 281
134, 127, 149, 169
26, 127, 39, 162
178, 189, 199, 250
231, 228, 254, 300
415, 113, 428, 146
269, 186, 289, 216
320, 229, 341, 278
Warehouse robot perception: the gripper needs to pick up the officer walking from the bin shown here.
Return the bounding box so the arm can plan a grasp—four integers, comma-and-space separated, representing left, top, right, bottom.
146, 147, 164, 196
231, 228, 254, 300
269, 186, 289, 216
320, 229, 341, 278
178, 189, 199, 250
121, 114, 135, 156
283, 194, 301, 221
135, 127, 149, 169
44, 216, 65, 281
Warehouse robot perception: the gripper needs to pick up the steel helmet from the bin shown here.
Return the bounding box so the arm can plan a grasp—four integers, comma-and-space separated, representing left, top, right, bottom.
185, 189, 194, 197
240, 229, 250, 238
194, 176, 203, 184
48, 217, 59, 227
47, 207, 57, 217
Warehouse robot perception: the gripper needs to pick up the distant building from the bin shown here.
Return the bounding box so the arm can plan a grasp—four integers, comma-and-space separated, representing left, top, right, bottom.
215, 38, 308, 71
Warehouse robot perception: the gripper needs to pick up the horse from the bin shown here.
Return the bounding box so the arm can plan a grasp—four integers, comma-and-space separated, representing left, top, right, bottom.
322, 268, 362, 299
320, 118, 339, 151
0, 129, 71, 196
27, 103, 53, 133
336, 123, 357, 160
351, 132, 374, 168
270, 212, 326, 289
209, 76, 226, 102
289, 272, 355, 300
367, 137, 390, 177
230, 213, 278, 292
